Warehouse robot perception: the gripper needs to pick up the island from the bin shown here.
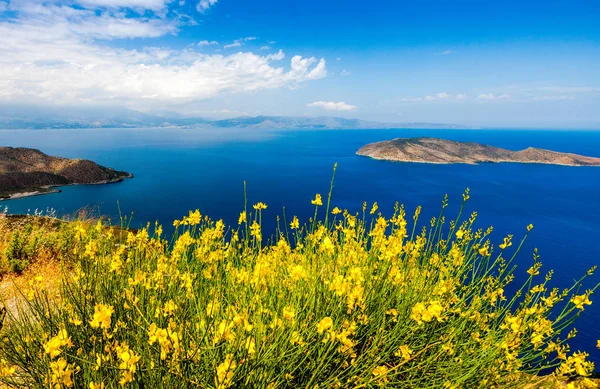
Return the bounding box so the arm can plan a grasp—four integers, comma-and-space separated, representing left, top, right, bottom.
0, 147, 133, 199
356, 137, 600, 166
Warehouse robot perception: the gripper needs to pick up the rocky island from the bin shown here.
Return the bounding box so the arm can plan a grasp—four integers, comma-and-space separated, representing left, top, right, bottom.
356, 137, 600, 166
0, 147, 133, 199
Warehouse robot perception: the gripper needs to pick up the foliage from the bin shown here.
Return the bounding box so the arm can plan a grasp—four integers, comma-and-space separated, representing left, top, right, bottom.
0, 216, 75, 276
0, 174, 598, 388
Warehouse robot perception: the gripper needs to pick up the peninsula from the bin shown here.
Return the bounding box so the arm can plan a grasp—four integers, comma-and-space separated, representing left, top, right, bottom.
0, 147, 132, 199
356, 137, 600, 166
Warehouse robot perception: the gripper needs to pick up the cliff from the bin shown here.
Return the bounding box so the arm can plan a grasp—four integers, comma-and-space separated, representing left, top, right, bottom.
0, 147, 132, 198
356, 137, 600, 166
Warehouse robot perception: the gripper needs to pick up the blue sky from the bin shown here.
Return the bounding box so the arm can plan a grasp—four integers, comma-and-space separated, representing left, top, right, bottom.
0, 0, 599, 127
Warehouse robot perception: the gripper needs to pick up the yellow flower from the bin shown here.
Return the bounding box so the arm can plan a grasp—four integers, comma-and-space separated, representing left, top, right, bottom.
282, 306, 296, 322
213, 320, 236, 344
116, 344, 141, 385
289, 264, 308, 282
455, 229, 464, 239
186, 209, 201, 225
499, 236, 513, 250
331, 207, 342, 215
89, 382, 105, 389
317, 317, 333, 334
311, 194, 323, 206
478, 246, 489, 256
162, 299, 177, 316
370, 202, 378, 215
0, 358, 16, 377
527, 266, 540, 276
290, 331, 305, 346
49, 358, 74, 388
290, 216, 300, 230
84, 240, 98, 259
597, 340, 600, 349
372, 365, 389, 377
216, 354, 237, 388
394, 345, 413, 362
411, 301, 443, 325
252, 202, 267, 210
250, 221, 262, 241
571, 293, 592, 310
238, 211, 246, 225
244, 337, 256, 356
89, 304, 114, 329
148, 323, 172, 360
320, 236, 335, 254
44, 329, 72, 358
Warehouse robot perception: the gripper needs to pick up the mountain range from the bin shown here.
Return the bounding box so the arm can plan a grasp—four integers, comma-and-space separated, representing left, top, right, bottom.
0, 105, 467, 130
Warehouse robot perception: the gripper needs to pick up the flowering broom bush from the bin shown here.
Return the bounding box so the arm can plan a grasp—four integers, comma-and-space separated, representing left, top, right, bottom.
0, 173, 598, 388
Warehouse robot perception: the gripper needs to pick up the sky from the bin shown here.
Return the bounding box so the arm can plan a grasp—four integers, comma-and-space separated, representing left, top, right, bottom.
0, 0, 599, 128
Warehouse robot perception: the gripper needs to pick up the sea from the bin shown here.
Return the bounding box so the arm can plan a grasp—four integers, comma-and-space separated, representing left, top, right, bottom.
1, 127, 599, 364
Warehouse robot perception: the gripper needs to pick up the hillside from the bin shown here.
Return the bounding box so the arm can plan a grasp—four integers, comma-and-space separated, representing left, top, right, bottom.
0, 147, 132, 198
357, 137, 600, 166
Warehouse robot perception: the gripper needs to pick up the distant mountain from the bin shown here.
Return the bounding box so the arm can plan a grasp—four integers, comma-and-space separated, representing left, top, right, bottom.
209, 116, 467, 129
0, 106, 467, 130
0, 105, 206, 129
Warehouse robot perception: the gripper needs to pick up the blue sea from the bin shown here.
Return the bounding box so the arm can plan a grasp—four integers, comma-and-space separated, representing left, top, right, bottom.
1, 127, 599, 364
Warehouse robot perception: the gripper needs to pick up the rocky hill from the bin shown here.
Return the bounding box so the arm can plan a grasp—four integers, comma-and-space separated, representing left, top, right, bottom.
356, 137, 600, 166
0, 147, 132, 198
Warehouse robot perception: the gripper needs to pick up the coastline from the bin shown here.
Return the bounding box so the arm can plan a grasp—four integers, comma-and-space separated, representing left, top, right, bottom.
356, 153, 600, 166
0, 174, 133, 201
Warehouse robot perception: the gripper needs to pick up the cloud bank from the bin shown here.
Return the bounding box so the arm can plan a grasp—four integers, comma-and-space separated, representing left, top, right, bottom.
0, 0, 327, 111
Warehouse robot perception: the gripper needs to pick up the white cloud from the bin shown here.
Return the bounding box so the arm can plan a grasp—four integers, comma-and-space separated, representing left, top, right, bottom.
307, 101, 357, 111
291, 56, 327, 80
268, 40, 276, 45
196, 0, 217, 13
437, 50, 453, 55
266, 50, 285, 61
77, 0, 171, 11
0, 6, 327, 112
198, 40, 219, 46
400, 92, 463, 102
477, 93, 510, 101
260, 45, 271, 50
340, 69, 351, 76
0, 1, 8, 11
4, 3, 178, 39
224, 36, 257, 49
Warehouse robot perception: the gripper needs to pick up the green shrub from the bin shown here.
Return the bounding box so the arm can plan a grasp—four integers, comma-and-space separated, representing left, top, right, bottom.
0, 189, 598, 388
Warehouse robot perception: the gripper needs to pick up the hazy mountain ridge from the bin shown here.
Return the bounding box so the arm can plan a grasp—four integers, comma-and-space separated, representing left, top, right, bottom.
357, 137, 600, 166
0, 106, 467, 130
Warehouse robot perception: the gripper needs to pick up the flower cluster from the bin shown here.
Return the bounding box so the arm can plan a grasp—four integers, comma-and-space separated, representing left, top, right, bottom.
0, 188, 598, 388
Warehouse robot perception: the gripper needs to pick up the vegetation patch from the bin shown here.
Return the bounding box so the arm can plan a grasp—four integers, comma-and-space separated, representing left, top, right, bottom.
0, 176, 598, 388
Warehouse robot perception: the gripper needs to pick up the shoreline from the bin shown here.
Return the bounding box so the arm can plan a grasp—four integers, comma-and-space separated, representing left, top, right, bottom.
356, 153, 600, 166
0, 174, 133, 201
